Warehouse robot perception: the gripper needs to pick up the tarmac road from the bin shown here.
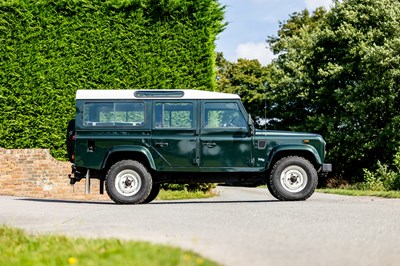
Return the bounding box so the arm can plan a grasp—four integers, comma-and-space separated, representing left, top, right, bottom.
1, 186, 400, 266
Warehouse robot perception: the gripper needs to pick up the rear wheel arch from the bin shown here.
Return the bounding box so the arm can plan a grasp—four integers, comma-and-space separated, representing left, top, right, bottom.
102, 148, 156, 172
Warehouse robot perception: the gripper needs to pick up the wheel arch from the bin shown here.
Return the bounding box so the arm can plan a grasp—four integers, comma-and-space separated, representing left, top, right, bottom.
101, 146, 156, 172
266, 145, 322, 172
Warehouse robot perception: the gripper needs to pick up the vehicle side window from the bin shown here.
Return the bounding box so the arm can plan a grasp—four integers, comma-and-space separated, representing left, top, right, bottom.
84, 102, 145, 126
204, 102, 246, 128
155, 102, 193, 128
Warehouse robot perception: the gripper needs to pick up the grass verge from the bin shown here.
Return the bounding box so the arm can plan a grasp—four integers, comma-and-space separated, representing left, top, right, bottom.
0, 226, 219, 266
317, 188, 400, 199
157, 189, 217, 200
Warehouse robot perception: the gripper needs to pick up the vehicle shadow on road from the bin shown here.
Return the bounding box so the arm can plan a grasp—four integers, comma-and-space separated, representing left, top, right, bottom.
149, 199, 281, 205
17, 198, 114, 205
16, 198, 281, 205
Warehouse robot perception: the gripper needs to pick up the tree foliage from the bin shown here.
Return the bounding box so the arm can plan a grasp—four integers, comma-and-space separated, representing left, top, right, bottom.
267, 0, 400, 181
0, 0, 225, 158
362, 149, 400, 191
215, 52, 270, 126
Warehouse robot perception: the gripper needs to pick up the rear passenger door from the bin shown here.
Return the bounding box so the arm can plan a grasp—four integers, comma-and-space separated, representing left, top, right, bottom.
151, 101, 198, 171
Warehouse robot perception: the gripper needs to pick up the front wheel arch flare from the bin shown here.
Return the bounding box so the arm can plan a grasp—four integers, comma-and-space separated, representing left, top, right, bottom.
267, 149, 320, 173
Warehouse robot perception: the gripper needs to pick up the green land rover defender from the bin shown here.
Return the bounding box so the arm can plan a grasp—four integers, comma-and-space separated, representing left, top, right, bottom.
66, 89, 332, 204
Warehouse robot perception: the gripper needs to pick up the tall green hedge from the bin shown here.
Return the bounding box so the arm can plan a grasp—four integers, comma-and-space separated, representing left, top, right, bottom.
0, 0, 225, 158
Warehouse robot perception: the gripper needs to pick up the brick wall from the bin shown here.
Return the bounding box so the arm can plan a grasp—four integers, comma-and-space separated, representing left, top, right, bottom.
0, 148, 109, 201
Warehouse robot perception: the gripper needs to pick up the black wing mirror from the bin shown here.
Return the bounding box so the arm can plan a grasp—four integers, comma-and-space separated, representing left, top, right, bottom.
248, 114, 255, 136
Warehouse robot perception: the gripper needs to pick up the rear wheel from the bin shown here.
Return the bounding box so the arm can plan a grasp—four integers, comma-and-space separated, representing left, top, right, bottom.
105, 160, 152, 204
267, 156, 318, 201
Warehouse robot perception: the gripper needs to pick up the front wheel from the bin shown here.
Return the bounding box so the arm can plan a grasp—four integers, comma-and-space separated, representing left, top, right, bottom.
105, 160, 152, 204
141, 183, 160, 204
268, 156, 318, 201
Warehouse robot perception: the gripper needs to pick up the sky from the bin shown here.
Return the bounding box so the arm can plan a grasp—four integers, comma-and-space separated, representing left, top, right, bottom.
215, 0, 333, 65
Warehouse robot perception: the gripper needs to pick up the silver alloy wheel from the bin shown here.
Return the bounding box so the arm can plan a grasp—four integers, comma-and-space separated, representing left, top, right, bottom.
280, 165, 308, 193
115, 169, 142, 196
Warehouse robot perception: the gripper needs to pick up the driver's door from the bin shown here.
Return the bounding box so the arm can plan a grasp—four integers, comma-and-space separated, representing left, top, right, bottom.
199, 101, 253, 171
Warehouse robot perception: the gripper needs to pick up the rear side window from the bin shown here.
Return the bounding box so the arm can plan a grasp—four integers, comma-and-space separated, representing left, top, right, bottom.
84, 102, 145, 127
155, 102, 193, 128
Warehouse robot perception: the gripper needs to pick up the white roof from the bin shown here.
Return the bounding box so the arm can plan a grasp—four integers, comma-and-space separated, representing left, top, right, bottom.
76, 89, 240, 100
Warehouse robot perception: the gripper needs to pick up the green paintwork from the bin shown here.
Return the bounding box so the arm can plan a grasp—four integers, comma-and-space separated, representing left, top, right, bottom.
267, 144, 322, 167
151, 129, 197, 170
73, 98, 328, 174
199, 128, 252, 169
102, 145, 156, 170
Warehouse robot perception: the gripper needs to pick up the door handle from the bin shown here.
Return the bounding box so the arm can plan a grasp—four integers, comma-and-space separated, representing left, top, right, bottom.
203, 142, 216, 148
155, 142, 168, 147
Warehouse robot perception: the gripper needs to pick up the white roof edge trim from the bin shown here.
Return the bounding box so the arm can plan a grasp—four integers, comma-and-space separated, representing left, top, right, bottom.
76, 89, 240, 100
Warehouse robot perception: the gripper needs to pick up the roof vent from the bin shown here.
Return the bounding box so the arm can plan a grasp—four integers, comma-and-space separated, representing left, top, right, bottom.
134, 90, 184, 98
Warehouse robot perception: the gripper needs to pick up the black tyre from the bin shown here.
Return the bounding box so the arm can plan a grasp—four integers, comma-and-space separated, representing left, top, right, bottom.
268, 156, 318, 201
141, 183, 160, 204
105, 160, 152, 204
266, 180, 279, 199
66, 119, 75, 163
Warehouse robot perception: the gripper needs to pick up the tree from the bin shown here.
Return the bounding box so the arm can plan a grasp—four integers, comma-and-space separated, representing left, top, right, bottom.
267, 0, 400, 181
0, 0, 225, 158
215, 52, 270, 126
